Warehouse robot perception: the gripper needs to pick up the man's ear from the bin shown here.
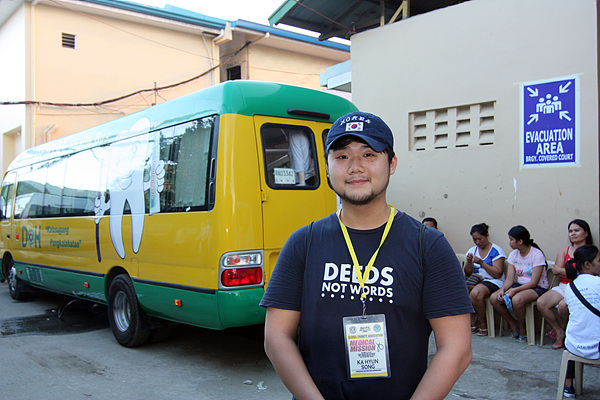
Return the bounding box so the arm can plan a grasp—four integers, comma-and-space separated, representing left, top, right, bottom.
389, 155, 398, 175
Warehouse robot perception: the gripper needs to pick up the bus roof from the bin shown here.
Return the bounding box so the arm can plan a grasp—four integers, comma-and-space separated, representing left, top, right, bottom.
8, 81, 357, 170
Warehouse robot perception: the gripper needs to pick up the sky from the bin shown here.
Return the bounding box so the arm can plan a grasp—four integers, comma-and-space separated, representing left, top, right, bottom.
139, 0, 288, 25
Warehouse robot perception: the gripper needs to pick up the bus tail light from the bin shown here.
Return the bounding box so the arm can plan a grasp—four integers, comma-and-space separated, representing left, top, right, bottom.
224, 253, 261, 267
219, 250, 264, 289
221, 267, 262, 287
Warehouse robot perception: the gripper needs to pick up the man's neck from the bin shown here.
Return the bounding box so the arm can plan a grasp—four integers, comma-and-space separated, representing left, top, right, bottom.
339, 199, 393, 230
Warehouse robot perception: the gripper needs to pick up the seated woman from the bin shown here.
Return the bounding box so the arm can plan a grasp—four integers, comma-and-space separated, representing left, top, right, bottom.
490, 225, 549, 341
464, 223, 506, 335
538, 219, 593, 350
561, 245, 600, 398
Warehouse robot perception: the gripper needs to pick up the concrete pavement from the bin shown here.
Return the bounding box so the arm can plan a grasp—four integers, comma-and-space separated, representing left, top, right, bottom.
441, 330, 600, 400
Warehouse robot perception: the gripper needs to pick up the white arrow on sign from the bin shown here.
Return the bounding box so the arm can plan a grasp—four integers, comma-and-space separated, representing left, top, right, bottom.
527, 87, 539, 97
559, 81, 572, 93
559, 111, 571, 121
528, 114, 539, 125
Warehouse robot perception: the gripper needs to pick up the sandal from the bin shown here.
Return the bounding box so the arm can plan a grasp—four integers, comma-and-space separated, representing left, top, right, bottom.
546, 329, 557, 339
517, 335, 528, 342
551, 340, 564, 350
552, 330, 566, 349
476, 328, 488, 336
509, 331, 519, 339
471, 326, 479, 333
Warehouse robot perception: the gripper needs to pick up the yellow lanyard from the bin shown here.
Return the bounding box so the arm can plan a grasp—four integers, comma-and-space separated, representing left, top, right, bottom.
338, 206, 395, 309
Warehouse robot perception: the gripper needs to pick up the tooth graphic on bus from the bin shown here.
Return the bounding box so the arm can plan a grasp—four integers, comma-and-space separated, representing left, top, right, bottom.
94, 118, 165, 259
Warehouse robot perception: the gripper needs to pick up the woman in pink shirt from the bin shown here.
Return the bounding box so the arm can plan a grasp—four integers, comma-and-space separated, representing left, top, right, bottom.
491, 225, 549, 341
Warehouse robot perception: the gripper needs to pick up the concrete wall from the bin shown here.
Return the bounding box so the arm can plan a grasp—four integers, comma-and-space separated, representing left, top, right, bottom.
30, 2, 217, 145
351, 0, 599, 259
0, 2, 349, 175
0, 5, 27, 172
219, 31, 349, 90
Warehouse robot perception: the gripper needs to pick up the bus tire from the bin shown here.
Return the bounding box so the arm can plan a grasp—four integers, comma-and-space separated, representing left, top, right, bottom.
107, 274, 150, 347
7, 262, 29, 301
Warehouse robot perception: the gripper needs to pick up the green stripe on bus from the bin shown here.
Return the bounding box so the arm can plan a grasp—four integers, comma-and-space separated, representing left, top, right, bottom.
134, 281, 265, 329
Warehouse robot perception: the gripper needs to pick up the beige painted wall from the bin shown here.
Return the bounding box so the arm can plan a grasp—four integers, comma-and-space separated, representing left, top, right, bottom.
219, 31, 349, 90
351, 0, 599, 259
0, 4, 28, 172
248, 44, 344, 90
31, 2, 218, 144
1, 2, 349, 175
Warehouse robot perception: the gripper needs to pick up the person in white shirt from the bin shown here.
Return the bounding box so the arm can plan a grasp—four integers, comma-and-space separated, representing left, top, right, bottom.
561, 244, 600, 398
465, 223, 506, 336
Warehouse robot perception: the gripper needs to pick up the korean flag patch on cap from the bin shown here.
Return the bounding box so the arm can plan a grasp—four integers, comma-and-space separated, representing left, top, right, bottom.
346, 122, 363, 132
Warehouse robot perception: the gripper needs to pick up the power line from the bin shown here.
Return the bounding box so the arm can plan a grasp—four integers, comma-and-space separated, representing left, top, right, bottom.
0, 40, 252, 108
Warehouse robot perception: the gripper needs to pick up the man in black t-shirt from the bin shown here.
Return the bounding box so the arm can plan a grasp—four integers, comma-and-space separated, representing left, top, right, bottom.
261, 111, 473, 400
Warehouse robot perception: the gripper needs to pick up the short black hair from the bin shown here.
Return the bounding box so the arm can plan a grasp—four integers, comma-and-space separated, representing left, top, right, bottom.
325, 135, 395, 164
422, 217, 438, 228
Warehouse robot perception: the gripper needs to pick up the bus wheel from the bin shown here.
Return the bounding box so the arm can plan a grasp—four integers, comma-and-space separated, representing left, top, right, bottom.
7, 263, 28, 300
107, 274, 150, 347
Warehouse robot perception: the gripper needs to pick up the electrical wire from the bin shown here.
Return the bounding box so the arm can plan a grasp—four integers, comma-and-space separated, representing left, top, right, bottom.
0, 40, 253, 108
48, 0, 216, 60
0, 1, 344, 109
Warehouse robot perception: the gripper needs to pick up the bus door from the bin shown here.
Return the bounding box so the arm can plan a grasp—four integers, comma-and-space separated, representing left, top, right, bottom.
254, 116, 336, 282
0, 172, 17, 277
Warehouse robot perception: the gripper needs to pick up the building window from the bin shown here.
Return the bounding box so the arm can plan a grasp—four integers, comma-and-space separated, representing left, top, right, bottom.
227, 65, 241, 81
62, 33, 76, 49
409, 101, 496, 151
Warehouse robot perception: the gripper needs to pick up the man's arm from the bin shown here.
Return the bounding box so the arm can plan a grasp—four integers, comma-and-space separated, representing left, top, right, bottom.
410, 314, 472, 400
264, 307, 325, 400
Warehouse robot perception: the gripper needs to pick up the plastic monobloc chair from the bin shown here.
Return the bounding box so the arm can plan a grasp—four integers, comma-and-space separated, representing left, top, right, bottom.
556, 349, 600, 400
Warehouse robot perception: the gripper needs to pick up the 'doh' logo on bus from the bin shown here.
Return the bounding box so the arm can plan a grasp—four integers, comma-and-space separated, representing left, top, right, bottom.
21, 226, 41, 248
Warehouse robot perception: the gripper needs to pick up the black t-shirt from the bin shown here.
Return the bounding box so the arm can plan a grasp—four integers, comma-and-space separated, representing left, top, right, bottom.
261, 211, 473, 400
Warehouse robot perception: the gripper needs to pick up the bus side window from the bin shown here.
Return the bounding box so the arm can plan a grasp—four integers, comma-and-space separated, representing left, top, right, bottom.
43, 158, 67, 218
260, 124, 319, 189
153, 116, 214, 213
0, 172, 16, 220
63, 150, 102, 217
14, 164, 47, 219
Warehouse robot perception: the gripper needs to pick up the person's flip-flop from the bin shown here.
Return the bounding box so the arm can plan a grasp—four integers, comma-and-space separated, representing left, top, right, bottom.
476, 329, 488, 336
552, 340, 565, 350
546, 329, 557, 339
510, 331, 519, 339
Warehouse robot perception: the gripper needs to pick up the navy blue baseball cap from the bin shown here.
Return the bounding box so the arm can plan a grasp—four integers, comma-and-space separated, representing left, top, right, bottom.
326, 111, 394, 153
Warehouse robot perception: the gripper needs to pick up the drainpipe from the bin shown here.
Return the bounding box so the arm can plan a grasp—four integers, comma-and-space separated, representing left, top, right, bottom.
43, 124, 57, 143
212, 22, 232, 85
29, 0, 39, 148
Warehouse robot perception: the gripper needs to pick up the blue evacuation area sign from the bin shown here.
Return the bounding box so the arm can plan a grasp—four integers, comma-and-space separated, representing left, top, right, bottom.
521, 76, 578, 167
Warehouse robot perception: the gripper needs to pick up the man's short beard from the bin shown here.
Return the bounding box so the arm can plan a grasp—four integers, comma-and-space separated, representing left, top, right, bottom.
337, 190, 378, 206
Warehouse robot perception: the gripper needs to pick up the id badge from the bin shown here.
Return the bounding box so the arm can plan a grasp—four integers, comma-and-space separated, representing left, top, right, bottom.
343, 314, 390, 379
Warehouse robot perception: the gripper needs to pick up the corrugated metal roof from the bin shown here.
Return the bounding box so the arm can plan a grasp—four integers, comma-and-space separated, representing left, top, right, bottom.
83, 1, 348, 50
232, 19, 349, 51
269, 0, 469, 40
82, 0, 227, 29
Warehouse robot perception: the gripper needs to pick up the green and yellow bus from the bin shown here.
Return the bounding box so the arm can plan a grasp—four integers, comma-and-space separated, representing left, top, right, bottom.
0, 81, 356, 346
